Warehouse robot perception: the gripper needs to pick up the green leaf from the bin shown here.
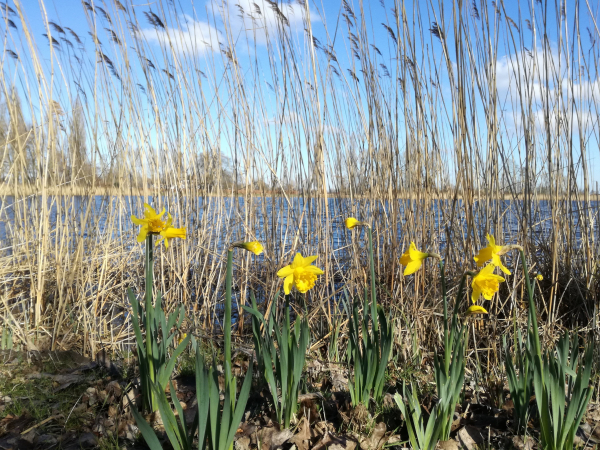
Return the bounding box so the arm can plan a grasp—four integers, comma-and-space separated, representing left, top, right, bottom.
195, 351, 210, 450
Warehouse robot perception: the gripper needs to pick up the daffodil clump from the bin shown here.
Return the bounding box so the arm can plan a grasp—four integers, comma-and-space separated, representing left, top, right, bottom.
277, 253, 324, 295
131, 203, 186, 248
127, 203, 189, 414
345, 217, 393, 407
467, 234, 514, 316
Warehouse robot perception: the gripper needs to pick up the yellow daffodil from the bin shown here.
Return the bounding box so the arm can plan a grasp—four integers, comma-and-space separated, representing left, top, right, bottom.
233, 241, 264, 255
536, 274, 543, 281
399, 242, 430, 276
471, 263, 505, 304
465, 305, 488, 316
131, 203, 167, 242
474, 234, 511, 275
132, 205, 186, 247
345, 217, 361, 229
277, 253, 324, 295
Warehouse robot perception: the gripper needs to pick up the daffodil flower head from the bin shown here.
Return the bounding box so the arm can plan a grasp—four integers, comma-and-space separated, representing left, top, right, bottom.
131, 203, 167, 242
232, 241, 264, 255
474, 234, 511, 275
156, 213, 186, 248
465, 305, 488, 316
277, 253, 324, 295
345, 217, 362, 229
399, 242, 429, 276
536, 274, 543, 281
131, 204, 185, 247
471, 263, 505, 304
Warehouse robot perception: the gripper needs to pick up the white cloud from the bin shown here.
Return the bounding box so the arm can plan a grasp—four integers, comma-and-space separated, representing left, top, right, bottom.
494, 46, 600, 134
496, 46, 600, 103
138, 1, 321, 57
217, 0, 320, 46
140, 14, 221, 56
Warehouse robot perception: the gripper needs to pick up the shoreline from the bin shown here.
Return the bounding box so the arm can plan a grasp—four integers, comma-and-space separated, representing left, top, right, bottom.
0, 185, 594, 201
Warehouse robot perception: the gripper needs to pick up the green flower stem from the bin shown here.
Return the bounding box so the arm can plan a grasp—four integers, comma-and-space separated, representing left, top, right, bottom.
444, 271, 471, 376
367, 226, 378, 333
439, 260, 448, 354
225, 249, 235, 404
519, 249, 542, 362
145, 234, 156, 410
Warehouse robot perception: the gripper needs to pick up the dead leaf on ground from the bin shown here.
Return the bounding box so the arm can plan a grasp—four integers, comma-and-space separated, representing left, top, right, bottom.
456, 425, 485, 450
235, 435, 251, 450
0, 413, 34, 436
313, 431, 358, 450
358, 422, 387, 450
256, 426, 293, 450
438, 439, 460, 450
290, 417, 315, 450
511, 435, 535, 450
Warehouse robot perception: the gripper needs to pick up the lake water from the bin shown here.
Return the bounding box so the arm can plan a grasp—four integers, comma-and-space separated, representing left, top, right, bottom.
0, 195, 597, 262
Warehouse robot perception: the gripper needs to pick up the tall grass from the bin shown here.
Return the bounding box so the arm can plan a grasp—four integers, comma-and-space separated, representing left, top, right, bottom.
0, 0, 598, 362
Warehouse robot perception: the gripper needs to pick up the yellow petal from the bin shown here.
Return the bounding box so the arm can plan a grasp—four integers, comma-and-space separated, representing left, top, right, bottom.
471, 282, 482, 303
137, 226, 148, 242
277, 265, 293, 278
486, 234, 496, 247
399, 249, 411, 266
164, 212, 173, 228
403, 259, 422, 276
479, 263, 496, 276
498, 263, 511, 275
492, 254, 511, 275
408, 242, 428, 261
474, 247, 493, 267
536, 274, 543, 281
465, 305, 488, 316
300, 255, 318, 267
143, 203, 156, 216
303, 265, 324, 275
292, 253, 305, 268
131, 214, 147, 226
283, 274, 294, 295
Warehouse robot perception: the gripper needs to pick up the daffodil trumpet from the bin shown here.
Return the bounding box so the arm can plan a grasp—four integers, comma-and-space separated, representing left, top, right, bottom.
471, 264, 505, 304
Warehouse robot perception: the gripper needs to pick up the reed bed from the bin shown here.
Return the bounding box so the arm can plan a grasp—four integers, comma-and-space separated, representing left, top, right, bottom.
0, 0, 598, 372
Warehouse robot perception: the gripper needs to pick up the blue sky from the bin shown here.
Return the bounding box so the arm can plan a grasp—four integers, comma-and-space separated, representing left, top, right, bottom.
3, 0, 600, 190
